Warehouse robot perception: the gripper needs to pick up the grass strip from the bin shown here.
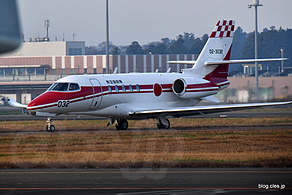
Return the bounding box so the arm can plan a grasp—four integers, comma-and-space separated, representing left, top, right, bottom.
0, 124, 291, 168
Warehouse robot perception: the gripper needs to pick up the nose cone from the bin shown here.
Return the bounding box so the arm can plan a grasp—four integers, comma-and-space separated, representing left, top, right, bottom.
27, 92, 55, 111
27, 98, 38, 111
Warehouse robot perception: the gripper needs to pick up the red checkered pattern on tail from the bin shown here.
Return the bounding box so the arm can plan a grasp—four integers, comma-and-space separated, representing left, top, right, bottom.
210, 20, 235, 38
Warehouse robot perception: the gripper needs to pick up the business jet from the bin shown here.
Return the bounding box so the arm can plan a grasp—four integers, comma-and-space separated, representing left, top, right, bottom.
8, 20, 290, 132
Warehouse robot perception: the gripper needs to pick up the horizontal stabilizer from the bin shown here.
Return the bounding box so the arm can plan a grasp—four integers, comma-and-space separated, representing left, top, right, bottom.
204, 58, 288, 66
167, 60, 196, 64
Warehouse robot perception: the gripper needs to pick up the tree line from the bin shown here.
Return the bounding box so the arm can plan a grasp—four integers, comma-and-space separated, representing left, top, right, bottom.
86, 26, 292, 75
85, 32, 209, 55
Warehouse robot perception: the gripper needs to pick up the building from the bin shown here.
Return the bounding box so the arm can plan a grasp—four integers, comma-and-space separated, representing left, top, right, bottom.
0, 41, 197, 77
0, 41, 198, 103
1, 41, 85, 57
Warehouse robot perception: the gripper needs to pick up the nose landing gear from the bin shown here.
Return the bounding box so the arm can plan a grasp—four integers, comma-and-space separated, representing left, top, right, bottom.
46, 117, 55, 132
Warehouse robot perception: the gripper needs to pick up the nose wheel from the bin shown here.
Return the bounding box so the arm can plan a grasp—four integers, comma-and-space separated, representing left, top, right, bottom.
46, 117, 55, 132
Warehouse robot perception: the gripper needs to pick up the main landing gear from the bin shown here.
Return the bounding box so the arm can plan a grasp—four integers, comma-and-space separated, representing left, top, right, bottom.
116, 119, 128, 130
107, 118, 129, 130
46, 117, 55, 132
157, 117, 170, 129
108, 117, 170, 130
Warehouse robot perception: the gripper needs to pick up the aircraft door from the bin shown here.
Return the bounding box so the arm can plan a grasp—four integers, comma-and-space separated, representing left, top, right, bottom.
89, 79, 103, 110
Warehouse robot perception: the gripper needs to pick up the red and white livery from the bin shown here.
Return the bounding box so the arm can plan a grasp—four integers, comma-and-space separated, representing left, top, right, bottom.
8, 20, 290, 131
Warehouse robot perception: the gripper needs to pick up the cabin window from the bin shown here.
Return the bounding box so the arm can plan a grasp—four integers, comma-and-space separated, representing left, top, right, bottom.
136, 84, 140, 92
129, 85, 133, 92
115, 85, 119, 92
108, 86, 112, 93
122, 85, 126, 92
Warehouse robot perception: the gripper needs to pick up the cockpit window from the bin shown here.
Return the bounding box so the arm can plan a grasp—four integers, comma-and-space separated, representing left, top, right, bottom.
48, 83, 80, 92
69, 83, 80, 91
51, 83, 68, 91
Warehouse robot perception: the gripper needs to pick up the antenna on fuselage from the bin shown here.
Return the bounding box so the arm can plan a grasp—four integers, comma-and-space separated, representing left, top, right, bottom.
113, 67, 118, 74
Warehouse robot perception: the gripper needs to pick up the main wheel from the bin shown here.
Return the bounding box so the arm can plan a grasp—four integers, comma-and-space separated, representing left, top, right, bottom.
116, 119, 128, 130
46, 125, 55, 132
157, 118, 170, 129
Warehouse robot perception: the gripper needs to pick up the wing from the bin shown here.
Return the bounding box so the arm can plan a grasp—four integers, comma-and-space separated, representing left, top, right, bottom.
7, 98, 58, 117
7, 98, 27, 108
129, 101, 292, 118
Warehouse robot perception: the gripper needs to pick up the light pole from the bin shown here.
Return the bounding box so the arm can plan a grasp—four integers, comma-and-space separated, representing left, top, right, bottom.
73, 33, 77, 42
280, 49, 284, 73
248, 0, 262, 101
106, 0, 110, 74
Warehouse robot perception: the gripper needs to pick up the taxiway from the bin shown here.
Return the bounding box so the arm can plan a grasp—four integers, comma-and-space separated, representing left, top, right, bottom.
0, 168, 291, 194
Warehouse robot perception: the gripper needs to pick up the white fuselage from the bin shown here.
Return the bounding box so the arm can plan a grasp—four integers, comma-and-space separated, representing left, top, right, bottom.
27, 71, 227, 119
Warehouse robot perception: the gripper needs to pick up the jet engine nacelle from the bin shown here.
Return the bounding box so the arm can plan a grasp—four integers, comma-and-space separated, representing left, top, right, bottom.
172, 78, 219, 99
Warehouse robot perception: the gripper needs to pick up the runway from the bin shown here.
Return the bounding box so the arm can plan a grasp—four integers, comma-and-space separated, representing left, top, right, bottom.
0, 168, 291, 194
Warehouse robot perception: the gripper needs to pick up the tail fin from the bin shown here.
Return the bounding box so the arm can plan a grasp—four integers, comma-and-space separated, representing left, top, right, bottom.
193, 20, 235, 80
168, 20, 287, 82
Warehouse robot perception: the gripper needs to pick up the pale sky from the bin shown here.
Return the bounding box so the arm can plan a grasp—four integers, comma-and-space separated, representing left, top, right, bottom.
17, 0, 292, 46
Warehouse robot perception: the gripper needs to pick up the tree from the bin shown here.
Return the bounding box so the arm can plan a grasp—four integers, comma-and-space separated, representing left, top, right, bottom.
167, 35, 189, 54
189, 34, 208, 54
144, 42, 167, 54
231, 27, 248, 59
111, 47, 120, 55
182, 32, 196, 50
161, 37, 174, 48
155, 42, 168, 54
85, 42, 116, 55
126, 41, 144, 54
85, 46, 98, 55
242, 27, 292, 74
229, 27, 248, 73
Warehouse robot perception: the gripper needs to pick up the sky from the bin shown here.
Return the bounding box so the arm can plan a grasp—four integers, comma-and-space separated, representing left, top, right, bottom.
17, 0, 292, 46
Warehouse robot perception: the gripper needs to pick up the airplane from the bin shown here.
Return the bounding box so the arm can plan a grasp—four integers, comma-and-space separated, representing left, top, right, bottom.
8, 20, 291, 132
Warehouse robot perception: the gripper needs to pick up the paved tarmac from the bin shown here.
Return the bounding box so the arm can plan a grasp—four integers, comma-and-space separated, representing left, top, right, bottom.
0, 168, 291, 194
